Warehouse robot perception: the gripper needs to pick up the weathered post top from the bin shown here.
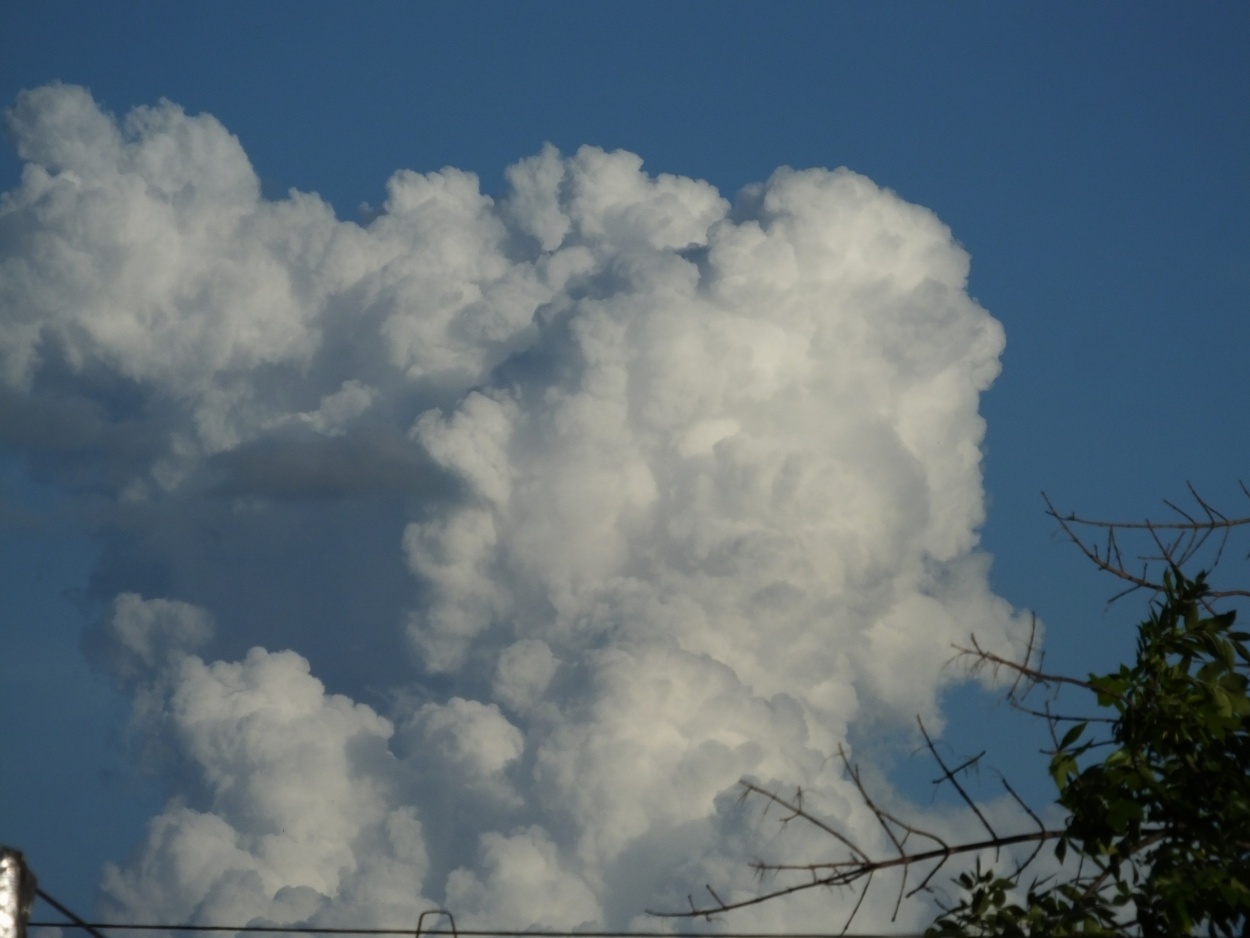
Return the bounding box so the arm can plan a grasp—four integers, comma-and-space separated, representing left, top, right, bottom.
0, 848, 36, 938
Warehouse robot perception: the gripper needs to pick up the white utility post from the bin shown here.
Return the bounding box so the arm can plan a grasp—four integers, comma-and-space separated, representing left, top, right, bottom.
0, 848, 36, 938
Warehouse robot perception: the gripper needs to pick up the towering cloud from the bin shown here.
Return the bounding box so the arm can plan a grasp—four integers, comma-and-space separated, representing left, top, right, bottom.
2, 84, 1030, 933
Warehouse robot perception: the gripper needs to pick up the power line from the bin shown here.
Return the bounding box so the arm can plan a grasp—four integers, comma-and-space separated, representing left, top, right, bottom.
30, 887, 926, 938
32, 890, 108, 938
29, 926, 924, 938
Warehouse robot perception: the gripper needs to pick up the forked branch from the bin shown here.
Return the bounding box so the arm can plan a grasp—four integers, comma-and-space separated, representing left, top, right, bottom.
647, 740, 1062, 932
1043, 485, 1250, 601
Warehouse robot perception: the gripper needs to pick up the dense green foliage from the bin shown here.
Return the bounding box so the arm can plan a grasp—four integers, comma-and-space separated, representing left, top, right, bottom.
928, 569, 1250, 937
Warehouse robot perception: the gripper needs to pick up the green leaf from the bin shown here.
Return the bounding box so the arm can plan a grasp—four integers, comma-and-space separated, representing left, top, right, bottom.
1059, 722, 1087, 749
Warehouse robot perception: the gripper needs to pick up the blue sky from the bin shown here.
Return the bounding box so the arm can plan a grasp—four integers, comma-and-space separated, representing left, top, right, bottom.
1, 2, 1248, 930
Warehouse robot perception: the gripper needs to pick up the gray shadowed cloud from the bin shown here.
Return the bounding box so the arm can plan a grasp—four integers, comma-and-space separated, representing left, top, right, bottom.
207, 427, 462, 501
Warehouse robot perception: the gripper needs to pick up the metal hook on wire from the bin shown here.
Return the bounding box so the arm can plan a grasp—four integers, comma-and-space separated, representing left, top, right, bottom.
414, 909, 457, 938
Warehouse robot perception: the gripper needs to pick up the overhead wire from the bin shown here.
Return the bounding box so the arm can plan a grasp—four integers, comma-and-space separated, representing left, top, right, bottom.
33, 889, 110, 938
30, 886, 926, 938
31, 930, 925, 938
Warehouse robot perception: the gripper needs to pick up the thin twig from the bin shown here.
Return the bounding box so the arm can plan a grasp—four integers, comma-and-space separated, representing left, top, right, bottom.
955, 635, 1104, 698
647, 828, 1062, 918
918, 720, 997, 845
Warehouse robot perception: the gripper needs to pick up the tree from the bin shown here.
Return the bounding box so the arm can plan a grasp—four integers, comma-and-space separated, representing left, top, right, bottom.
651, 488, 1250, 936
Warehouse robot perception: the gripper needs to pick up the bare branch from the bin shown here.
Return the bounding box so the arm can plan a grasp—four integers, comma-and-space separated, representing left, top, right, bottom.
839, 872, 871, 938
737, 781, 870, 865
647, 827, 1063, 919
1042, 488, 1250, 600
652, 743, 1068, 922
1006, 699, 1115, 726
1000, 776, 1047, 876
955, 634, 1104, 698
1042, 488, 1250, 533
918, 720, 997, 845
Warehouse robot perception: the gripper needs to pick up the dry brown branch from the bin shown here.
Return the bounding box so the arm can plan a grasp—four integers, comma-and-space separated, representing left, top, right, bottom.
1006, 701, 1115, 727
647, 745, 1066, 930
954, 633, 1103, 700
999, 776, 1048, 876
916, 721, 996, 847
738, 782, 872, 866
1042, 486, 1250, 601
650, 820, 1062, 926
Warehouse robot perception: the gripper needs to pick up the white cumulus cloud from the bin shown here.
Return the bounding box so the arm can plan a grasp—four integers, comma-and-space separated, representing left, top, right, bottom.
2, 84, 1034, 933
